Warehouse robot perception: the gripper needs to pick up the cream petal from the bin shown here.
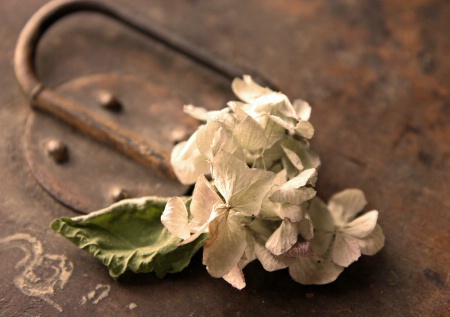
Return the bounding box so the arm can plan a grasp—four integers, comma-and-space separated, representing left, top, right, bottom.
276, 202, 307, 222
282, 137, 321, 170
269, 114, 296, 132
190, 175, 221, 226
212, 150, 275, 215
161, 197, 190, 240
282, 168, 318, 189
170, 132, 209, 185
183, 104, 209, 121
197, 121, 228, 159
359, 224, 385, 255
233, 115, 268, 150
281, 144, 304, 172
254, 242, 289, 271
343, 210, 378, 238
270, 187, 316, 205
292, 99, 312, 121
328, 189, 367, 225
265, 219, 299, 255
331, 233, 361, 267
222, 265, 246, 289
289, 256, 344, 285
203, 214, 247, 278
231, 75, 273, 103
295, 120, 315, 139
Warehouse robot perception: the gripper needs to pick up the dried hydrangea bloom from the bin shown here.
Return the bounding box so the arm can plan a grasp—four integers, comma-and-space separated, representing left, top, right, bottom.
162, 150, 276, 289
289, 189, 385, 284
164, 76, 384, 289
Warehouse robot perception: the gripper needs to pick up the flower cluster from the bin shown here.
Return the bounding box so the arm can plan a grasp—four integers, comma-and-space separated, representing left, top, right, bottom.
162, 76, 384, 289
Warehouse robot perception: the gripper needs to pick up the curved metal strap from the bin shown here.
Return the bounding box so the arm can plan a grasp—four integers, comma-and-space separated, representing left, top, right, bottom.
14, 0, 277, 179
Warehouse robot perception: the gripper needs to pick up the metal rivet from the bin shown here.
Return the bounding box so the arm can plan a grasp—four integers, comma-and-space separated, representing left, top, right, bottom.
98, 91, 122, 112
111, 187, 129, 202
45, 140, 68, 163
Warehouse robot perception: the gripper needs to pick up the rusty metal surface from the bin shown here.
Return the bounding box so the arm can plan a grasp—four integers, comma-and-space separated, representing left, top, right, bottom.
24, 73, 193, 212
0, 0, 449, 316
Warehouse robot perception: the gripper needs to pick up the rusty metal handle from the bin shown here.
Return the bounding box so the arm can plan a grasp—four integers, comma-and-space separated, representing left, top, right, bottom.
14, 0, 277, 180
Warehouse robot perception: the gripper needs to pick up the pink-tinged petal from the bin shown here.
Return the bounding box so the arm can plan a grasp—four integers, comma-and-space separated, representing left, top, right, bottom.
285, 239, 313, 257
289, 256, 344, 285
222, 265, 246, 290
359, 224, 385, 256
343, 210, 378, 238
190, 175, 221, 227
231, 75, 273, 103
331, 234, 361, 267
254, 242, 289, 271
265, 219, 299, 256
328, 189, 367, 225
203, 214, 247, 278
161, 197, 190, 240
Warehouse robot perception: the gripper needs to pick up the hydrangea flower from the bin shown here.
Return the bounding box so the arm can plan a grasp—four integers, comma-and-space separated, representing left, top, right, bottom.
163, 76, 384, 289
289, 189, 385, 284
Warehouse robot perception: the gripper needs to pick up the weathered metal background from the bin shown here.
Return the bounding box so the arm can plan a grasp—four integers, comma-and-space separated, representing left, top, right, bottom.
1, 0, 449, 316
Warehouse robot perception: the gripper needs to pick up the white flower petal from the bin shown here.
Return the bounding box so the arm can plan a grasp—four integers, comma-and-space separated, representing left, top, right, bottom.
282, 137, 321, 170
292, 99, 312, 121
254, 242, 289, 271
203, 214, 247, 278
269, 114, 296, 132
281, 144, 304, 172
161, 197, 190, 240
233, 115, 268, 150
212, 150, 275, 215
222, 265, 246, 290
328, 189, 367, 225
282, 168, 318, 189
276, 202, 308, 222
190, 175, 221, 227
183, 104, 209, 121
289, 256, 344, 285
265, 219, 299, 255
170, 132, 209, 184
331, 234, 361, 267
270, 187, 314, 204
343, 210, 378, 238
197, 122, 228, 159
295, 120, 314, 139
359, 224, 385, 256
231, 75, 273, 103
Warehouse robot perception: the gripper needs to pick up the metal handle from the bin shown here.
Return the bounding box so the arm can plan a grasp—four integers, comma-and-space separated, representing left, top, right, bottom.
14, 0, 277, 179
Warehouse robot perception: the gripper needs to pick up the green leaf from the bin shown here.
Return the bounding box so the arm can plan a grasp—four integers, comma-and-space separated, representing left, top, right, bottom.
50, 196, 207, 279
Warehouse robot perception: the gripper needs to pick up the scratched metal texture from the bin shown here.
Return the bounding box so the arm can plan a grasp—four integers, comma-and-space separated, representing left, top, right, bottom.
0, 0, 449, 316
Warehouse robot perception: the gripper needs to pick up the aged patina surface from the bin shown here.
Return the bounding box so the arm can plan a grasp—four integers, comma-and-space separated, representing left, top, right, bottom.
0, 0, 449, 316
